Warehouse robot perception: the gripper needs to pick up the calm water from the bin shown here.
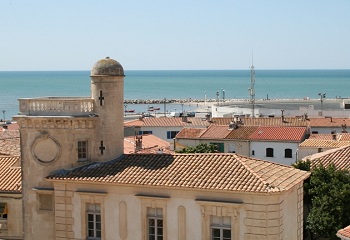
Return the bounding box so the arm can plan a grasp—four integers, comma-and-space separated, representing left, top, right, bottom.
1, 70, 350, 119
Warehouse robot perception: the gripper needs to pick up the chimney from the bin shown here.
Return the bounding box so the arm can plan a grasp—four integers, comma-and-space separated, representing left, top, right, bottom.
182, 114, 188, 123
331, 130, 337, 140
342, 123, 347, 133
135, 135, 143, 151
205, 113, 211, 122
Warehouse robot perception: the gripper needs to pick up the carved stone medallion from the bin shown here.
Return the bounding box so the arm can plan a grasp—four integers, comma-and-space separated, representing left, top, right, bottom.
32, 134, 60, 164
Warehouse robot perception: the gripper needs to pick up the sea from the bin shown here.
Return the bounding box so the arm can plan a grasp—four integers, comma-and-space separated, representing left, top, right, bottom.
1, 69, 350, 120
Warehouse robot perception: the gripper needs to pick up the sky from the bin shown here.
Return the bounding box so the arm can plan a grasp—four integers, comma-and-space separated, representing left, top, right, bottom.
0, 0, 350, 71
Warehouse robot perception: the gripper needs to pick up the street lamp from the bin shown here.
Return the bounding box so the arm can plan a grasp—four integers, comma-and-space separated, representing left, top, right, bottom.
2, 110, 5, 122
223, 90, 225, 102
318, 93, 326, 111
216, 91, 219, 104
124, 105, 127, 117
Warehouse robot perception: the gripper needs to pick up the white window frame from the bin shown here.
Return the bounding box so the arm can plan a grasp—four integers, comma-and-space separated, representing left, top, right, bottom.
137, 195, 169, 240
87, 203, 101, 240
77, 191, 106, 240
77, 140, 88, 161
147, 208, 164, 240
211, 216, 232, 240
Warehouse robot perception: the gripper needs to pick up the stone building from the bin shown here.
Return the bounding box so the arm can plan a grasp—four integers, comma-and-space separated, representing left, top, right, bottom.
14, 57, 310, 240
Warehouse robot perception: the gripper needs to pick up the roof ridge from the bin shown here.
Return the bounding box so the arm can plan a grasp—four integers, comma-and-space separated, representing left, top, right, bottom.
235, 155, 270, 189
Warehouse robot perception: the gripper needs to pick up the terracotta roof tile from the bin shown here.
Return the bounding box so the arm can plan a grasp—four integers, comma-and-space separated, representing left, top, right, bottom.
211, 117, 309, 126
0, 156, 21, 193
200, 125, 231, 139
337, 225, 350, 239
299, 139, 350, 148
176, 128, 207, 139
225, 126, 258, 140
124, 134, 172, 154
176, 125, 258, 140
308, 118, 350, 127
211, 117, 350, 128
124, 117, 210, 127
47, 153, 310, 193
309, 133, 350, 141
305, 145, 350, 171
249, 126, 307, 142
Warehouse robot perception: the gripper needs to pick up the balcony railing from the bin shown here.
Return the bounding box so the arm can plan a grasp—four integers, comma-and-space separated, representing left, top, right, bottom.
18, 97, 95, 116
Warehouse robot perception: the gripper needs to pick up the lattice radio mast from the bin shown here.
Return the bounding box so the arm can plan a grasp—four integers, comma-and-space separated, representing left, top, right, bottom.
249, 54, 256, 117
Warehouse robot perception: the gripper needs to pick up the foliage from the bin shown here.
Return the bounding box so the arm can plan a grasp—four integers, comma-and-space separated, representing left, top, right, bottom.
307, 164, 350, 239
176, 143, 218, 153
293, 161, 350, 239
292, 159, 311, 171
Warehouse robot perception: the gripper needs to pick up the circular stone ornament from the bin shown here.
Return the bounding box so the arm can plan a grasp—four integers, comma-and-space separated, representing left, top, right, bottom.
32, 135, 60, 164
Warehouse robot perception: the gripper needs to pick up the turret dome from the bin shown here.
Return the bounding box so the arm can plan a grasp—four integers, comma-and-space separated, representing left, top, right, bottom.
91, 57, 124, 76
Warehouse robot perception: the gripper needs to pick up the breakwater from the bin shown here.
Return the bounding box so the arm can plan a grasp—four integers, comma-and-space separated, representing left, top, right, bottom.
123, 99, 215, 104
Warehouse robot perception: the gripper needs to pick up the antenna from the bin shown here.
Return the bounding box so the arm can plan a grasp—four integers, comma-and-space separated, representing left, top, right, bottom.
249, 52, 256, 117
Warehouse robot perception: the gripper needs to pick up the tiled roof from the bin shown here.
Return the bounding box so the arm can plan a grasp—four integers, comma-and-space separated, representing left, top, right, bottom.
309, 133, 350, 141
124, 134, 172, 154
305, 145, 350, 171
0, 156, 21, 193
176, 125, 258, 140
211, 117, 309, 126
47, 153, 310, 193
249, 126, 307, 142
337, 225, 350, 239
211, 117, 350, 128
200, 125, 231, 139
0, 129, 20, 157
299, 139, 350, 148
308, 118, 350, 127
225, 126, 258, 140
124, 117, 210, 127
176, 128, 207, 139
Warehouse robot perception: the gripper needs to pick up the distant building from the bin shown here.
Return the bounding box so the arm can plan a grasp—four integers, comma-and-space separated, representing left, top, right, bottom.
298, 133, 350, 160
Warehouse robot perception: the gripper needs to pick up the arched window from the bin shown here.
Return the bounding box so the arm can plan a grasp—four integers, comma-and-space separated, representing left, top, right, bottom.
285, 148, 293, 158
266, 148, 274, 157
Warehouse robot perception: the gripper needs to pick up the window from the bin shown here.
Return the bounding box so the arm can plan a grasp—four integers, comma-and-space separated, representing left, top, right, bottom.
285, 148, 293, 158
0, 203, 7, 219
138, 195, 168, 239
78, 140, 88, 161
167, 131, 179, 139
211, 216, 231, 240
312, 131, 319, 134
266, 148, 274, 157
210, 142, 224, 152
251, 150, 255, 156
38, 194, 53, 211
139, 130, 153, 135
196, 200, 241, 240
87, 203, 101, 239
147, 207, 163, 240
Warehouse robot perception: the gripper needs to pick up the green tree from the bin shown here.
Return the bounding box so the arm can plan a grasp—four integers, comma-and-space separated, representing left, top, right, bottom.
294, 160, 350, 240
176, 143, 218, 153
307, 164, 350, 239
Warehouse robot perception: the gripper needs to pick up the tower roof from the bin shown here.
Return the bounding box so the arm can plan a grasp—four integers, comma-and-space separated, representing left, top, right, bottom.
91, 57, 124, 76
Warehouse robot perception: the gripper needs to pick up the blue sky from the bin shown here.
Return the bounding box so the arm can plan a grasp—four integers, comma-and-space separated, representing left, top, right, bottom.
1, 0, 349, 70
